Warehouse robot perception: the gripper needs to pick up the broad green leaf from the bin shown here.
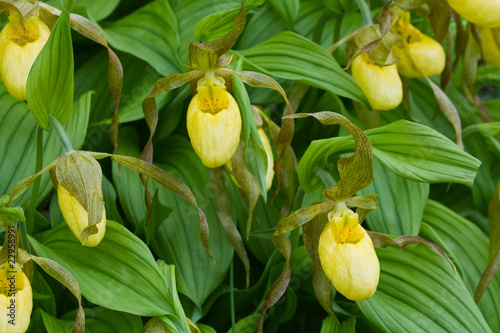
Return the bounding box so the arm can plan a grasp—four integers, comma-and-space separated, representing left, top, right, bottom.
235, 31, 369, 106
358, 244, 492, 333
101, 0, 182, 76
27, 9, 74, 130
359, 157, 429, 235
320, 316, 356, 333
0, 88, 91, 206
30, 221, 181, 317
268, 0, 299, 30
46, 0, 120, 21
420, 200, 500, 332
41, 307, 143, 333
299, 120, 481, 192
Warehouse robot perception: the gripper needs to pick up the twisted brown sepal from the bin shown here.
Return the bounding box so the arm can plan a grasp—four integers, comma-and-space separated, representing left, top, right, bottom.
186, 4, 246, 71
51, 151, 105, 242
368, 231, 455, 270
428, 0, 451, 43
286, 112, 374, 202
0, 0, 38, 20
210, 168, 250, 288
89, 152, 213, 260
475, 182, 500, 303
229, 141, 260, 241
256, 201, 336, 332
302, 212, 336, 318
26, 251, 85, 332
259, 111, 298, 217
38, 2, 124, 153
226, 69, 295, 197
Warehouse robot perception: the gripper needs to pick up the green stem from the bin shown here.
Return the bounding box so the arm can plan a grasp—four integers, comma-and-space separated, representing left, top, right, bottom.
49, 115, 74, 153
354, 0, 373, 26
23, 125, 44, 253
230, 261, 236, 333
314, 168, 336, 189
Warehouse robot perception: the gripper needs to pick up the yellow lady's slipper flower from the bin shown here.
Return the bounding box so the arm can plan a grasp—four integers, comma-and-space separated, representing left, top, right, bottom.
480, 27, 500, 69
351, 53, 402, 110
0, 264, 32, 333
57, 183, 106, 247
318, 203, 380, 301
187, 73, 242, 168
0, 13, 50, 100
392, 11, 445, 78
227, 127, 274, 191
447, 0, 500, 28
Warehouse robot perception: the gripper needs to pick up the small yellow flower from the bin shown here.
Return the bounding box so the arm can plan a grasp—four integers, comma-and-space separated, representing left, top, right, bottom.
351, 53, 402, 110
392, 11, 445, 78
0, 13, 50, 100
447, 0, 500, 28
318, 203, 380, 301
480, 27, 500, 69
57, 183, 106, 247
0, 264, 32, 333
186, 73, 242, 168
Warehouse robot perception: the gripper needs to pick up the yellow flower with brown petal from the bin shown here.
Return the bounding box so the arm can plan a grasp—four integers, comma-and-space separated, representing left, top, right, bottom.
187, 73, 242, 168
392, 11, 445, 78
0, 264, 32, 333
352, 53, 402, 111
0, 13, 50, 101
318, 203, 380, 301
57, 183, 106, 247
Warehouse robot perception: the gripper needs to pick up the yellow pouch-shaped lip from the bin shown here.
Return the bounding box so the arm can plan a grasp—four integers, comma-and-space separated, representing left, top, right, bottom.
447, 0, 500, 28
0, 14, 50, 101
57, 183, 106, 247
0, 264, 33, 333
480, 27, 500, 69
187, 84, 242, 168
352, 53, 402, 111
392, 22, 445, 78
318, 207, 380, 301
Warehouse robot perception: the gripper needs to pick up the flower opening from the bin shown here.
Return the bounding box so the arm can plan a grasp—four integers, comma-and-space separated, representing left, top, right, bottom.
0, 263, 32, 333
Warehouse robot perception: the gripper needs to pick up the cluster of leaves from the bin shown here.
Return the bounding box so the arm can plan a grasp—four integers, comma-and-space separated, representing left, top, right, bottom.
1, 0, 500, 332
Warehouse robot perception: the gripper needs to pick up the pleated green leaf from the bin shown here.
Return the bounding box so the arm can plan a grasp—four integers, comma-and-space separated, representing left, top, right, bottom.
101, 0, 182, 76
30, 220, 181, 318
359, 157, 429, 235
358, 244, 492, 333
27, 9, 74, 130
235, 31, 368, 106
299, 120, 480, 192
268, 0, 299, 30
40, 307, 143, 333
0, 88, 91, 205
420, 200, 500, 332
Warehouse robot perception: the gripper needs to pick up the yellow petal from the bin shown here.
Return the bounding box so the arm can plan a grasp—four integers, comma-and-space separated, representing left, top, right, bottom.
187, 88, 242, 168
447, 0, 500, 28
0, 265, 32, 333
57, 183, 106, 247
393, 24, 445, 78
0, 15, 50, 101
480, 27, 500, 69
351, 53, 402, 111
319, 222, 380, 301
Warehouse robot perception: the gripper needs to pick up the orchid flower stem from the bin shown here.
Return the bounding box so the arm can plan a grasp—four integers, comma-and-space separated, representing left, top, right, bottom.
24, 125, 44, 254
355, 0, 373, 26
49, 115, 74, 153
314, 168, 336, 189
230, 261, 236, 333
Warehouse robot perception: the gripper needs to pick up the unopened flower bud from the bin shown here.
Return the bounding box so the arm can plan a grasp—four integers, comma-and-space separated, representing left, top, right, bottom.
352, 53, 402, 110
0, 264, 32, 333
318, 203, 380, 301
0, 13, 50, 100
392, 11, 445, 78
57, 183, 106, 247
187, 73, 242, 168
